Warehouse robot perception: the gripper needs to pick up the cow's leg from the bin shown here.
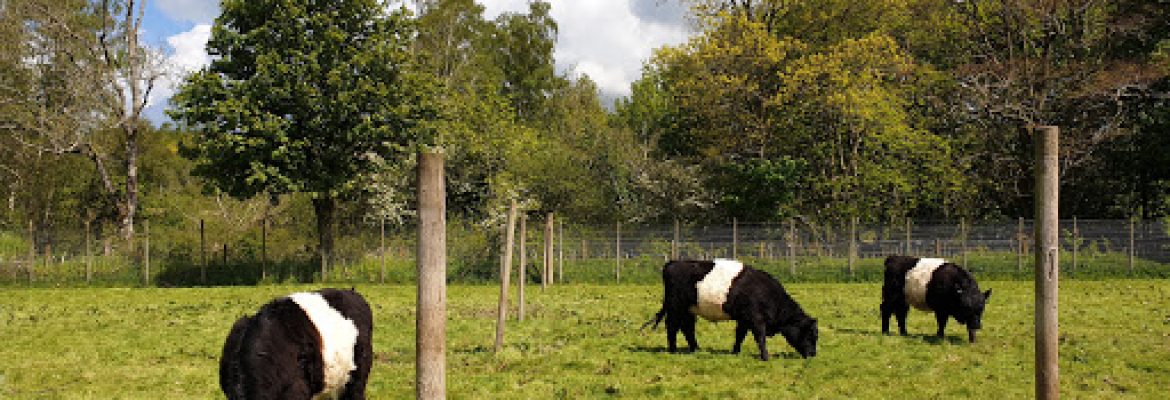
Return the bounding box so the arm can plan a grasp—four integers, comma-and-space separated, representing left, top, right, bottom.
665, 313, 680, 353
880, 301, 894, 335
934, 311, 949, 339
731, 322, 749, 354
680, 313, 699, 353
895, 306, 910, 336
751, 322, 769, 361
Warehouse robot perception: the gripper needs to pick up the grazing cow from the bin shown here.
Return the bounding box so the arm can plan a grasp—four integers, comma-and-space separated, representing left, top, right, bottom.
220, 288, 373, 400
644, 259, 818, 360
881, 255, 991, 343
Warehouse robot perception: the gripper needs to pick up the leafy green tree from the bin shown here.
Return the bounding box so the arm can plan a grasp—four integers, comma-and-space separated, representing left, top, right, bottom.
1, 0, 165, 241
170, 0, 437, 279
493, 1, 558, 122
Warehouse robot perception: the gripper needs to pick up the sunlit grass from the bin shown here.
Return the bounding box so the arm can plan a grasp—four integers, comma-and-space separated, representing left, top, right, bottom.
1, 281, 1167, 398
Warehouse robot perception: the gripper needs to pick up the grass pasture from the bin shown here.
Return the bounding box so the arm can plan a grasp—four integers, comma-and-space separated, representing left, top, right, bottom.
2, 280, 1168, 398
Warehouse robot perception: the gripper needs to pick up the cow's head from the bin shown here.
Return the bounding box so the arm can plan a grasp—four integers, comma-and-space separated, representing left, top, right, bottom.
957, 287, 991, 342
782, 316, 818, 358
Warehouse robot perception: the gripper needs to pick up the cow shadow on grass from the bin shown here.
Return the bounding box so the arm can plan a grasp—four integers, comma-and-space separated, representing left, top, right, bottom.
833, 327, 967, 345
624, 345, 803, 359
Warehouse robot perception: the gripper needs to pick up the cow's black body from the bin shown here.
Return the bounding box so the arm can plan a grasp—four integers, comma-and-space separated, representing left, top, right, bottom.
646, 259, 818, 360
220, 288, 373, 400
881, 255, 991, 342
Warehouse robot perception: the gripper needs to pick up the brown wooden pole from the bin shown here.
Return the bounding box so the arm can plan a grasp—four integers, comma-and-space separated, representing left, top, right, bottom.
200, 219, 207, 284
732, 217, 738, 259
558, 219, 564, 283
143, 219, 150, 286
1034, 125, 1060, 400
416, 151, 446, 399
495, 200, 517, 352
380, 217, 386, 284
1017, 217, 1024, 274
518, 214, 527, 321
961, 219, 968, 268
615, 221, 621, 283
1071, 216, 1077, 274
27, 219, 35, 283
848, 216, 857, 277
788, 219, 796, 275
672, 218, 680, 259
1128, 217, 1135, 273
261, 211, 268, 282
85, 219, 92, 283
905, 218, 912, 256
544, 212, 553, 288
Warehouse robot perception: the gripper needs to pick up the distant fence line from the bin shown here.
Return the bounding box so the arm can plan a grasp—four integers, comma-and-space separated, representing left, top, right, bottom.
2, 218, 1168, 286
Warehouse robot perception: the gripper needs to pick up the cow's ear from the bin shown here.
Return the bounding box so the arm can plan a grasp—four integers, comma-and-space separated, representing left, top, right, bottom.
983, 289, 992, 301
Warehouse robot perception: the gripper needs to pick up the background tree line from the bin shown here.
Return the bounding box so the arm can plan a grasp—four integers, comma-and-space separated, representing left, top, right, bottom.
1, 0, 1168, 276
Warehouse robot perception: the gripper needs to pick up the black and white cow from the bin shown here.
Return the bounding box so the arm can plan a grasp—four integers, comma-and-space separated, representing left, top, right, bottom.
220, 288, 373, 400
881, 255, 991, 343
644, 259, 818, 360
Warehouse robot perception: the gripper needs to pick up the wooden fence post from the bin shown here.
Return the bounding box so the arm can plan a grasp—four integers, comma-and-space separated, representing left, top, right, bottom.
848, 216, 857, 278
1071, 216, 1077, 274
200, 219, 207, 284
961, 219, 968, 268
1128, 217, 1135, 274
379, 217, 386, 284
261, 212, 268, 282
416, 151, 446, 400
732, 217, 738, 259
672, 218, 680, 260
495, 200, 517, 352
1017, 217, 1024, 274
788, 219, 796, 275
558, 219, 564, 283
1034, 125, 1060, 400
27, 219, 35, 283
143, 219, 150, 286
518, 214, 527, 321
615, 221, 621, 283
85, 219, 92, 283
904, 218, 912, 256
544, 212, 553, 288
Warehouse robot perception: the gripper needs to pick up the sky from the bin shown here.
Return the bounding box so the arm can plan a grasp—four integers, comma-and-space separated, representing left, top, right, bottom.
141, 0, 694, 123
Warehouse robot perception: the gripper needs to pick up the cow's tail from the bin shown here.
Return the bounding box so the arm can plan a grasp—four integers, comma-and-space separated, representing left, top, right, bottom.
641, 307, 666, 331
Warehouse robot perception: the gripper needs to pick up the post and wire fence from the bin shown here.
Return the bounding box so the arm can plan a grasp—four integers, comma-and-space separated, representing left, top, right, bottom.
1, 216, 1168, 286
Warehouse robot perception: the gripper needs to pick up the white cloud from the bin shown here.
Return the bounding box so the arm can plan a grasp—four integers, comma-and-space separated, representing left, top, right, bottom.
154, 0, 219, 24
480, 0, 692, 103
144, 24, 211, 122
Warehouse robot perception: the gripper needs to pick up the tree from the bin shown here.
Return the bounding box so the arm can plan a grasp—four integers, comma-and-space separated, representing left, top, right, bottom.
0, 0, 165, 241
170, 0, 437, 279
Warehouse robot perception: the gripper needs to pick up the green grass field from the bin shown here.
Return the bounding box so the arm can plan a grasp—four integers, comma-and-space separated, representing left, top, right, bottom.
2, 280, 1168, 398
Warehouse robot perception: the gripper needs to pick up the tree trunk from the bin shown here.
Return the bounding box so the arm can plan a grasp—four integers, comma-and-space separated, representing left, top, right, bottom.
313, 196, 337, 281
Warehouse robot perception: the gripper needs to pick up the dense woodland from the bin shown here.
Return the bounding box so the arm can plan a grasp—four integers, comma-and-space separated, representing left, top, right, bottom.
2, 0, 1168, 270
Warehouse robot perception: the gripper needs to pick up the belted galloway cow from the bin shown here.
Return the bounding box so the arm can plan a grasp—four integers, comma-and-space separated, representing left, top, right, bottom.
881, 255, 991, 342
645, 259, 818, 360
220, 288, 373, 400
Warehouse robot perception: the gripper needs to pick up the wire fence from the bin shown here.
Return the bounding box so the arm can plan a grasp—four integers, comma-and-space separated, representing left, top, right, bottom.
2, 218, 1168, 286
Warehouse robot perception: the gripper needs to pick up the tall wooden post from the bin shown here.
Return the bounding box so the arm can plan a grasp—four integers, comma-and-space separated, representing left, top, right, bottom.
1070, 216, 1077, 274
200, 219, 207, 284
143, 219, 150, 286
1034, 126, 1060, 400
1128, 217, 1135, 273
85, 219, 92, 283
732, 217, 738, 259
416, 151, 446, 400
261, 212, 268, 282
615, 221, 622, 283
518, 214, 527, 321
27, 219, 34, 283
558, 219, 564, 283
904, 218, 912, 256
543, 212, 553, 288
961, 219, 968, 268
672, 219, 680, 259
1017, 217, 1025, 274
495, 200, 517, 352
788, 219, 796, 275
848, 216, 857, 278
379, 217, 386, 284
